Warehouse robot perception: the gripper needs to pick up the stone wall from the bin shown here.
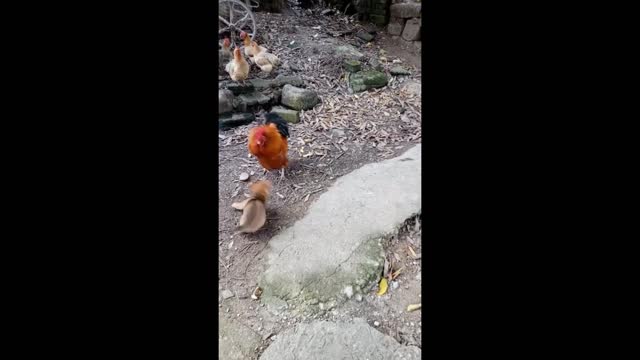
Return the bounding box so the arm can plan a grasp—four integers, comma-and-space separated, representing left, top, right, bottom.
387, 2, 421, 43
352, 0, 421, 45
257, 0, 285, 12
366, 0, 391, 26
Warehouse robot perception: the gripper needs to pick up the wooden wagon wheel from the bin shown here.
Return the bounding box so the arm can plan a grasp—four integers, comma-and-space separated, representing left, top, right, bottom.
218, 0, 257, 45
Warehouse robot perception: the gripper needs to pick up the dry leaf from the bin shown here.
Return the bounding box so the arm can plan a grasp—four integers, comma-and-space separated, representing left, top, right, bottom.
408, 245, 417, 258
390, 266, 404, 281
407, 303, 422, 312
376, 278, 388, 296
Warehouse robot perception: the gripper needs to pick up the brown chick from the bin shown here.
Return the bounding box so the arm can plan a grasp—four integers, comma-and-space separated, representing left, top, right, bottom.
231, 180, 272, 234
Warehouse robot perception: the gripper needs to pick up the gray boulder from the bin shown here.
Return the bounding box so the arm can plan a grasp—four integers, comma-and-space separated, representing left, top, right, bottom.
281, 84, 319, 110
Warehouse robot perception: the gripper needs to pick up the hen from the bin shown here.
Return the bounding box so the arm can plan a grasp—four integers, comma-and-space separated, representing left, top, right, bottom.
218, 38, 232, 70
225, 47, 249, 83
248, 112, 289, 179
240, 31, 267, 57
251, 41, 280, 73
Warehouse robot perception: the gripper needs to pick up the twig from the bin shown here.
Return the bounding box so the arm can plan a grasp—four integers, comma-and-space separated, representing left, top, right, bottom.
329, 152, 345, 164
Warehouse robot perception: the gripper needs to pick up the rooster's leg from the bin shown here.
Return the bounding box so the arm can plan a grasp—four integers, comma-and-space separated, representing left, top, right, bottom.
280, 168, 285, 181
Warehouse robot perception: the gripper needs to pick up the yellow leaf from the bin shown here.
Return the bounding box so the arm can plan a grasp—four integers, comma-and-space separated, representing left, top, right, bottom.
376, 278, 388, 296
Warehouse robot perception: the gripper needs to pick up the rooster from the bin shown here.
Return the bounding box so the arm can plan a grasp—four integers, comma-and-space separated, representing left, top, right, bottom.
248, 112, 289, 180
250, 41, 280, 73
225, 47, 250, 83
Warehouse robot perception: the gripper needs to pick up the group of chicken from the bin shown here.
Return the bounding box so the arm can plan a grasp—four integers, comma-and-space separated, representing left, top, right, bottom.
219, 32, 289, 234
221, 31, 281, 82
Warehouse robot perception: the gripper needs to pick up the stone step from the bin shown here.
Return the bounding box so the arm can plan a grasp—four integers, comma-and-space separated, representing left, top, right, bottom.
219, 315, 261, 360
218, 112, 255, 130
259, 145, 421, 314
349, 70, 389, 93
260, 320, 421, 360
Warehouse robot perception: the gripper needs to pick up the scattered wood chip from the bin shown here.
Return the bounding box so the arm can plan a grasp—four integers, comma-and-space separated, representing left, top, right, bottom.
408, 245, 417, 258
390, 266, 404, 281
407, 303, 422, 312
383, 257, 390, 278
251, 287, 262, 300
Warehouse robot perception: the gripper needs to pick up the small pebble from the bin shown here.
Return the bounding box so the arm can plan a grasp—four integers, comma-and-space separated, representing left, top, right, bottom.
343, 285, 354, 299
221, 289, 234, 299
355, 294, 363, 302
373, 321, 380, 327
239, 172, 250, 181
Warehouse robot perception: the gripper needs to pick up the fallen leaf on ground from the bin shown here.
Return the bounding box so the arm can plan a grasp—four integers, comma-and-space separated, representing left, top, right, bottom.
408, 245, 417, 258
377, 278, 388, 296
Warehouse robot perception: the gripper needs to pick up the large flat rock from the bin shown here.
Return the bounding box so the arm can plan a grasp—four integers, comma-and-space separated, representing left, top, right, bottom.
260, 320, 421, 360
259, 145, 421, 311
219, 315, 261, 360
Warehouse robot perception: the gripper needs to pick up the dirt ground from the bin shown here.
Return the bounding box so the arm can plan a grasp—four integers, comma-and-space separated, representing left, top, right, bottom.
219, 6, 422, 358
